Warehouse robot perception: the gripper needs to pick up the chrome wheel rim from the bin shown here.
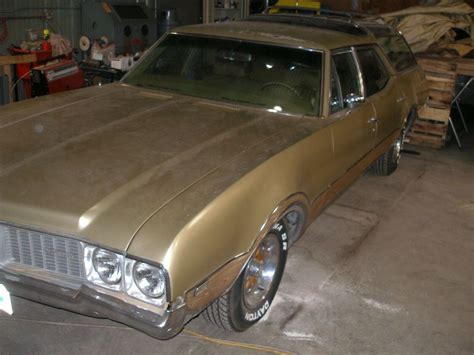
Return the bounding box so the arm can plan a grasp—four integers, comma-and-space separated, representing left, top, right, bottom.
393, 137, 402, 165
242, 233, 280, 309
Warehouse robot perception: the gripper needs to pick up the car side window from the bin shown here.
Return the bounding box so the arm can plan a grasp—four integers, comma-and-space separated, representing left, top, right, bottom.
330, 60, 344, 113
331, 51, 363, 113
376, 35, 417, 72
356, 48, 389, 97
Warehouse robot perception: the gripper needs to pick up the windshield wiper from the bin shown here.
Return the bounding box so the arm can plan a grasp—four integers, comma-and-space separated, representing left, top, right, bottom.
220, 97, 266, 107
134, 82, 183, 93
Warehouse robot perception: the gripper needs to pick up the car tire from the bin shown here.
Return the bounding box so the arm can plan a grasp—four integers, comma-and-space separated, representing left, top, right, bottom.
371, 131, 403, 176
203, 220, 288, 331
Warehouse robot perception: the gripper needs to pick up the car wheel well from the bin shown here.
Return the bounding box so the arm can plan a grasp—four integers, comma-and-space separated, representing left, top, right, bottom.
404, 105, 418, 136
280, 202, 308, 247
203, 219, 289, 331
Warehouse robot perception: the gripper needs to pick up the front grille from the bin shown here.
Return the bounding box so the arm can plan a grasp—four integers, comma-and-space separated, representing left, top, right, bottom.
0, 224, 84, 279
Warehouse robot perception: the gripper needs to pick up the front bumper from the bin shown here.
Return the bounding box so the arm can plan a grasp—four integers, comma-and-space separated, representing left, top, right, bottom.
0, 267, 188, 340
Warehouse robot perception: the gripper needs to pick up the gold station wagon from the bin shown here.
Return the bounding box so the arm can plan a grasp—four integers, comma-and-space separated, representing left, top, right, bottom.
0, 11, 427, 339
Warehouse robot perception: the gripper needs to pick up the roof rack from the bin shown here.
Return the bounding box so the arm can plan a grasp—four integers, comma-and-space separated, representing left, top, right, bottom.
255, 7, 397, 37
319, 9, 368, 21
246, 14, 370, 36
263, 6, 367, 22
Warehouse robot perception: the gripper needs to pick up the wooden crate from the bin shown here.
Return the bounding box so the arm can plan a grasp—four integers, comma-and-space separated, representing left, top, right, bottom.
405, 132, 446, 149
418, 58, 456, 107
406, 104, 450, 149
418, 104, 450, 123
417, 58, 457, 73
406, 58, 458, 149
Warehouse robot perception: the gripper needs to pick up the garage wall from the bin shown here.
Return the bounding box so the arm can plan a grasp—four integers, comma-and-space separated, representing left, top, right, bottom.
0, 0, 203, 55
2, 0, 471, 55
157, 0, 203, 26
0, 0, 82, 55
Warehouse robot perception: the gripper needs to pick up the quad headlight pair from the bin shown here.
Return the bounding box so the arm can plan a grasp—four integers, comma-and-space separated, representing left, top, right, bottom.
83, 246, 167, 307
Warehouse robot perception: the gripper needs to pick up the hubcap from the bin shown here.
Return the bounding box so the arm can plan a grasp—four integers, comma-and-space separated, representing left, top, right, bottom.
242, 233, 280, 309
393, 137, 402, 165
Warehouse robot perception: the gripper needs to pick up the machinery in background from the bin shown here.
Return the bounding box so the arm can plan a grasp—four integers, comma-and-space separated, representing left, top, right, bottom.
78, 34, 140, 86
9, 45, 52, 99
9, 26, 85, 100
78, 1, 158, 86
9, 26, 54, 99
81, 1, 157, 55
31, 59, 84, 96
81, 35, 116, 66
203, 0, 250, 23
110, 53, 140, 71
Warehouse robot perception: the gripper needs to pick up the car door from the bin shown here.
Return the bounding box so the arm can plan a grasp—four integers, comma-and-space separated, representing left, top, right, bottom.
355, 46, 402, 146
329, 48, 377, 176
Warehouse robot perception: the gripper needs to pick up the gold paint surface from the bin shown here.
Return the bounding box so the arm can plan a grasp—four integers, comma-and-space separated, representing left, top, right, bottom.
0, 21, 427, 302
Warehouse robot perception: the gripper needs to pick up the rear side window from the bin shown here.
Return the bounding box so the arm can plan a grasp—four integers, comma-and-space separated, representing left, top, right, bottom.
356, 48, 389, 97
331, 51, 363, 113
376, 35, 417, 72
330, 62, 343, 113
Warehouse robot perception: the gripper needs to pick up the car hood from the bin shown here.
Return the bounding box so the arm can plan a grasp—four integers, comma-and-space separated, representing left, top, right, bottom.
0, 83, 328, 252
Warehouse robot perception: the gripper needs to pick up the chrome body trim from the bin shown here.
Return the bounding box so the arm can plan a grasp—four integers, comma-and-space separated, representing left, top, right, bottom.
0, 222, 187, 339
0, 267, 188, 340
0, 223, 85, 282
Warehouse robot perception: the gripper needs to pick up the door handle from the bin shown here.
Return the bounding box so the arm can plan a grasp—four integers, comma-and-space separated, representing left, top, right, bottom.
367, 117, 379, 124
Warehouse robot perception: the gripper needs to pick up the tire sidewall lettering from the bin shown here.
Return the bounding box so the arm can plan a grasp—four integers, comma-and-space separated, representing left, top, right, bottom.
240, 222, 287, 324
244, 300, 270, 322
229, 217, 290, 330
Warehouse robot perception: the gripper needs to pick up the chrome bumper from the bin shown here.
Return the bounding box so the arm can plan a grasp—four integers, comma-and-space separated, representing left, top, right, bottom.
0, 267, 188, 340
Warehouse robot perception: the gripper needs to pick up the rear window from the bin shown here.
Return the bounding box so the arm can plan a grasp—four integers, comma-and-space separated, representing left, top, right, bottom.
376, 35, 417, 72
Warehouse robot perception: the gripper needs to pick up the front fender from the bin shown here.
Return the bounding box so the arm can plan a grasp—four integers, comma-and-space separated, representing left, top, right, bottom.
128, 125, 334, 301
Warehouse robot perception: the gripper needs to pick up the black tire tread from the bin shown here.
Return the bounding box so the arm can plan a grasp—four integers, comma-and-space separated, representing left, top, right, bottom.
202, 292, 234, 331
371, 144, 397, 176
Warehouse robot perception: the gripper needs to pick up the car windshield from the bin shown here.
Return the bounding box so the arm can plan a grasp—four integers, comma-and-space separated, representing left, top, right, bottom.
123, 34, 323, 115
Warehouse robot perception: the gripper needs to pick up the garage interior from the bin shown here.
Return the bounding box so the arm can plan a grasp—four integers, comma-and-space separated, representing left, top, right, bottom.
0, 0, 473, 354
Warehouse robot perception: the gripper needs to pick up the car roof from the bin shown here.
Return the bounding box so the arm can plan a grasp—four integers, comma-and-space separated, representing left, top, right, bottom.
174, 15, 379, 51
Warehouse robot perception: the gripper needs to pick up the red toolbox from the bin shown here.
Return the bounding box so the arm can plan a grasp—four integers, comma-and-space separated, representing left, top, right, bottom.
31, 59, 85, 96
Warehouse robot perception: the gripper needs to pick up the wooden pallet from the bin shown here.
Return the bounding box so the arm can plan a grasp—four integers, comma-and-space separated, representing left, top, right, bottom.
416, 55, 474, 77
406, 58, 456, 149
418, 58, 456, 106
406, 133, 445, 149
406, 104, 450, 149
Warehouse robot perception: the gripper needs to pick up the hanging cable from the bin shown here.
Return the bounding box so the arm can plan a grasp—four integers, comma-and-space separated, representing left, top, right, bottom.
9, 70, 32, 99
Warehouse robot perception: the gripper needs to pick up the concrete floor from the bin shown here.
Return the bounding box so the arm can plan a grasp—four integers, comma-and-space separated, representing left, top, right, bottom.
1, 129, 473, 354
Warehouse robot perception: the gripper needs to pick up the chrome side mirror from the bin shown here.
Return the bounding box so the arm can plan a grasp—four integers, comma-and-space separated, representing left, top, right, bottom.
344, 93, 364, 109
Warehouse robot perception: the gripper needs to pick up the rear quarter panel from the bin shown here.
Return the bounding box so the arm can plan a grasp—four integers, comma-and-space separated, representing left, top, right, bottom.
397, 65, 429, 111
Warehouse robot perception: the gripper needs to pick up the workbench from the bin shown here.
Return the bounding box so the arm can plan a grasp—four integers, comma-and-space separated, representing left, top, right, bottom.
0, 54, 37, 104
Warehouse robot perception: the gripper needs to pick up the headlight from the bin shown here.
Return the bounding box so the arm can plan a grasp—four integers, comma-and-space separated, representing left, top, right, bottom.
84, 246, 123, 291
83, 245, 168, 309
133, 262, 166, 298
124, 259, 167, 307
93, 249, 122, 285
